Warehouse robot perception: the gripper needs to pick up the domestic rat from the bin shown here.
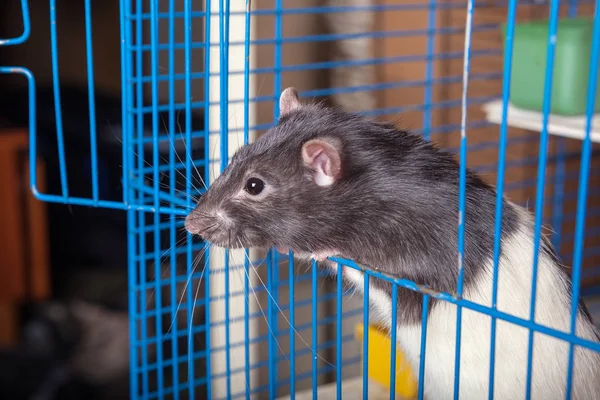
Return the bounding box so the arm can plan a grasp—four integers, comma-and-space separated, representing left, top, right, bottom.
185, 87, 600, 399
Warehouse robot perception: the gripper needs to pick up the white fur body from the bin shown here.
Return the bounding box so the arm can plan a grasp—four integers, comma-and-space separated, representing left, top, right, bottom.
313, 207, 600, 399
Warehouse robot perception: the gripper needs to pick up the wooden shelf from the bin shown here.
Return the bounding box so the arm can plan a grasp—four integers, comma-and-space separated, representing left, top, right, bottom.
0, 129, 50, 345
482, 100, 600, 143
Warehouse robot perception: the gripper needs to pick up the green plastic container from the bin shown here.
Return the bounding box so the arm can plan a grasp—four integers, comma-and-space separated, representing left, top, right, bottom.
502, 17, 600, 116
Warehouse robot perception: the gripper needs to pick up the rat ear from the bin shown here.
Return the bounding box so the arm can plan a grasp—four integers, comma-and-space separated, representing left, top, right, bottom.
279, 87, 302, 117
301, 138, 342, 187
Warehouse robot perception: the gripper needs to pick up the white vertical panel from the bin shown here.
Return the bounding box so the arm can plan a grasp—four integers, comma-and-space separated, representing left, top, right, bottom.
206, 0, 258, 397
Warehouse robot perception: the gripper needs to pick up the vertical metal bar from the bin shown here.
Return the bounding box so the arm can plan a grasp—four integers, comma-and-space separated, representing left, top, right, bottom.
422, 0, 437, 141
136, 176, 149, 393
129, 211, 141, 400
19, 67, 37, 196
135, 0, 149, 395
216, 0, 232, 396
270, 2, 283, 394
224, 265, 231, 400
219, 1, 232, 394
455, 0, 474, 397
149, 0, 164, 396
566, 5, 600, 399
167, 0, 180, 396
525, 1, 561, 396
489, 0, 518, 398
272, 250, 280, 395
243, 3, 252, 399
83, 0, 99, 204
137, 116, 149, 394
418, 295, 430, 400
336, 263, 343, 400
243, 0, 251, 147
224, 246, 231, 400
552, 0, 580, 267
183, 0, 196, 397
312, 259, 319, 400
120, 0, 131, 206
220, 0, 230, 171
219, 0, 229, 173
128, 214, 138, 400
289, 251, 296, 400
267, 250, 275, 399
49, 0, 69, 199
363, 273, 369, 400
389, 283, 398, 400
244, 248, 251, 400
274, 0, 283, 119
120, 0, 136, 395
203, 0, 212, 396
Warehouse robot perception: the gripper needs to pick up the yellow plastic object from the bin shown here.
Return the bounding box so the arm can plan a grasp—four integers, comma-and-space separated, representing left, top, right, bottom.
355, 323, 418, 399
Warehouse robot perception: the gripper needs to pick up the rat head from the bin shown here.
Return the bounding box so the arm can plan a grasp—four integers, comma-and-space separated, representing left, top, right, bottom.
184, 87, 358, 253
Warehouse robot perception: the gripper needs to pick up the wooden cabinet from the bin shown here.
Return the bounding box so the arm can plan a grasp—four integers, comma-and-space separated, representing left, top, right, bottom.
0, 129, 50, 345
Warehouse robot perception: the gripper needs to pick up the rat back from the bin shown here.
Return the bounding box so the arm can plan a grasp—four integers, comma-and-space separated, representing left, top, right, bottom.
185, 88, 600, 398
387, 206, 600, 399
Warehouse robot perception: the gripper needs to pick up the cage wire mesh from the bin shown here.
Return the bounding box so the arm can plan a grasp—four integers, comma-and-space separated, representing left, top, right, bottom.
1, 0, 600, 398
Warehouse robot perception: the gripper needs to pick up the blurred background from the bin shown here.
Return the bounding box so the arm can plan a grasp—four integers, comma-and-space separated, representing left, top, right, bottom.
0, 0, 598, 399
0, 1, 130, 399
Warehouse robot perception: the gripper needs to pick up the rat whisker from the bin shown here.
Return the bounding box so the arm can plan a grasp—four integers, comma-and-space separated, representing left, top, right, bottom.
145, 235, 190, 305
210, 132, 220, 184
161, 183, 201, 200
202, 223, 223, 237
185, 217, 220, 227
165, 215, 190, 222
171, 111, 207, 191
131, 169, 200, 211
188, 257, 204, 383
171, 109, 206, 192
141, 175, 200, 204
187, 213, 217, 220
237, 239, 335, 368
186, 211, 217, 219
195, 211, 216, 218
111, 129, 203, 196
183, 215, 218, 223
231, 267, 254, 395
228, 246, 294, 372
163, 242, 209, 340
228, 252, 297, 392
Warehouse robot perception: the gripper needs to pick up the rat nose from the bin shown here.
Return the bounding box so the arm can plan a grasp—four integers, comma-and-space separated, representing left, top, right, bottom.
184, 208, 231, 245
184, 214, 202, 235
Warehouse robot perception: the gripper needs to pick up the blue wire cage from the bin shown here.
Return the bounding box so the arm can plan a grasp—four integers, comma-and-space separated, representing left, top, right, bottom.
2, 0, 600, 398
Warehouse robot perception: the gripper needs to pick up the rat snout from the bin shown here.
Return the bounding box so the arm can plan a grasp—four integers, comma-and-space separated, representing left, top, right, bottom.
184, 195, 212, 236
184, 207, 233, 246
184, 212, 202, 235
184, 209, 213, 236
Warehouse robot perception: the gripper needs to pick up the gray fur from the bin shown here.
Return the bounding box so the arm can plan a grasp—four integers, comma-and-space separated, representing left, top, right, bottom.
185, 88, 594, 327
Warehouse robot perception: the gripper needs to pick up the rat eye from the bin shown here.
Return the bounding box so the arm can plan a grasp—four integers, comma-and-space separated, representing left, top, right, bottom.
245, 177, 264, 195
